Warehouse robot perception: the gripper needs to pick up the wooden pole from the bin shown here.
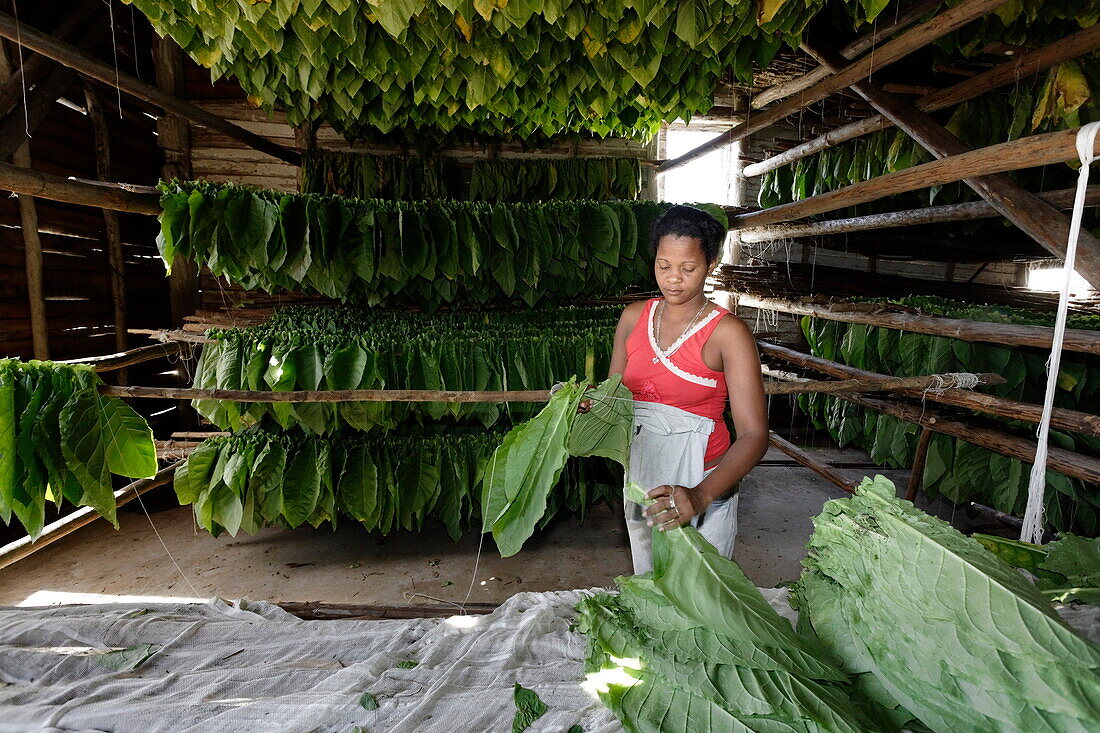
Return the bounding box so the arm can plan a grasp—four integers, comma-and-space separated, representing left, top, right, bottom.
767, 432, 857, 493
906, 427, 934, 501
803, 40, 1100, 287
83, 82, 128, 367
0, 11, 302, 166
56, 341, 185, 372
734, 185, 1099, 242
658, 0, 1010, 173
838, 391, 1100, 484
758, 340, 1100, 437
744, 23, 1100, 179
749, 0, 945, 110
100, 386, 557, 403
731, 128, 1100, 230
764, 371, 1004, 395
0, 461, 181, 571
0, 41, 47, 359
0, 159, 160, 213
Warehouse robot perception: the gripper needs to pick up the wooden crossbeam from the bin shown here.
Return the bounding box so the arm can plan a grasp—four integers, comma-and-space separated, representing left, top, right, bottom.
0, 11, 302, 166
803, 40, 1100, 287
657, 0, 1010, 173
0, 159, 160, 213
744, 23, 1100, 179
735, 185, 1099, 242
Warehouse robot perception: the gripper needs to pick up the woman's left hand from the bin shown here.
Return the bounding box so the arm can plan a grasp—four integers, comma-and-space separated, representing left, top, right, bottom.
644, 484, 702, 531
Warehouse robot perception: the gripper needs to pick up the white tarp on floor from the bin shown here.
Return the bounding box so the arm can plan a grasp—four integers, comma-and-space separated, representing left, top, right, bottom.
0, 589, 622, 733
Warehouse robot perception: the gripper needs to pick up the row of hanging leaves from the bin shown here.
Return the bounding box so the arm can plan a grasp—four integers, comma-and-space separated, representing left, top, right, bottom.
157, 181, 708, 309
302, 152, 644, 203
0, 360, 157, 539
192, 305, 618, 434
758, 55, 1100, 214
126, 0, 869, 141
176, 422, 621, 540
797, 305, 1100, 534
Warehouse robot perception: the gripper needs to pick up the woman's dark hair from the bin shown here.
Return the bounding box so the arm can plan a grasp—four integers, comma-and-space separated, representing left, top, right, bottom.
648, 205, 725, 264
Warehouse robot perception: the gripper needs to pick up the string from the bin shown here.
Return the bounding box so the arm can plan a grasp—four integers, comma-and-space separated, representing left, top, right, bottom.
1020, 121, 1100, 545
132, 487, 203, 598
12, 0, 29, 138
105, 0, 123, 118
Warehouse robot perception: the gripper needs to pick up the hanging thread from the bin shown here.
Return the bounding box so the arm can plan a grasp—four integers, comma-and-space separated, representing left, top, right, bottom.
1020, 121, 1100, 544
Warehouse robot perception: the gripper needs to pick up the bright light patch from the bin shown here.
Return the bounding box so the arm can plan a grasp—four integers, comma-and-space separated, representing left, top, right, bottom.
582, 663, 644, 696
661, 127, 740, 206
19, 590, 206, 607
444, 614, 481, 630
1027, 266, 1091, 294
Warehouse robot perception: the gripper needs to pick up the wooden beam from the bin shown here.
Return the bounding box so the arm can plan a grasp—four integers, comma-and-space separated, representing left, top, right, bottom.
0, 41, 46, 359
100, 386, 557, 403
735, 185, 1099, 243
839, 391, 1100, 484
658, 0, 1010, 173
0, 159, 160, 213
276, 600, 499, 620
731, 127, 1100, 230
83, 83, 128, 363
743, 23, 1100, 178
0, 52, 78, 159
758, 340, 1100, 438
749, 0, 945, 110
0, 11, 302, 166
767, 432, 857, 493
0, 0, 100, 118
0, 461, 181, 571
765, 371, 1004, 395
56, 341, 185, 372
803, 40, 1100, 287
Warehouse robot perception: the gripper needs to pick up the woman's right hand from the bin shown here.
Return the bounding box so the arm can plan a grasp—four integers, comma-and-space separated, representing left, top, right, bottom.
577, 398, 592, 414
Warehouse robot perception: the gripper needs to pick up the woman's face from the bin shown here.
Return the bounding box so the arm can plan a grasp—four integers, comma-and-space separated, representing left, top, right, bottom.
654, 235, 711, 306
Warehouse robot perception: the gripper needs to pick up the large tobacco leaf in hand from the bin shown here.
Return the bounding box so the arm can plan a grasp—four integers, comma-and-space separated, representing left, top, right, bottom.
568, 374, 632, 469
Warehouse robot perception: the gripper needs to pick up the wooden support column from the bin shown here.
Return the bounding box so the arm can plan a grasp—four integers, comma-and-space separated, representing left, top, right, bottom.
0, 42, 46, 358
658, 0, 1011, 173
803, 40, 1100, 287
906, 427, 934, 501
83, 83, 128, 370
152, 35, 198, 330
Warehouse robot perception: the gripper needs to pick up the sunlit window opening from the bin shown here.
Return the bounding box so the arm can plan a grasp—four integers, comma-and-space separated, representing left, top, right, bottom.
660, 128, 741, 206
1027, 265, 1092, 294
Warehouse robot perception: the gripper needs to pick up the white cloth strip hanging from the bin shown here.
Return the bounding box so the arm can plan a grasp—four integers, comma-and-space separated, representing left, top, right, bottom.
1020, 122, 1100, 544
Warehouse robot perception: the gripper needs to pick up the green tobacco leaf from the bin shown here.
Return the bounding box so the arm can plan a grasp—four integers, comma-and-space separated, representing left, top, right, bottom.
94, 643, 159, 672
358, 691, 379, 710
0, 364, 16, 523
1039, 534, 1100, 604
568, 375, 632, 468
512, 683, 547, 733
282, 442, 321, 526
98, 396, 158, 479
396, 659, 418, 669
175, 441, 219, 505
59, 373, 117, 528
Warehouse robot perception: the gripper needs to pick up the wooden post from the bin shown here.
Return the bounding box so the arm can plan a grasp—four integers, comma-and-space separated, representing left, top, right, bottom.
83, 83, 128, 368
906, 427, 934, 501
658, 0, 1011, 173
0, 11, 302, 166
743, 23, 1100, 178
294, 122, 316, 192
734, 185, 1099, 242
803, 40, 1100, 287
749, 0, 945, 110
0, 42, 47, 359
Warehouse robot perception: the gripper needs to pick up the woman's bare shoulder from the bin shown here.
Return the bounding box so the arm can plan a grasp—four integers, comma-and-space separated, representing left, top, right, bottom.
618, 300, 648, 328
711, 310, 755, 347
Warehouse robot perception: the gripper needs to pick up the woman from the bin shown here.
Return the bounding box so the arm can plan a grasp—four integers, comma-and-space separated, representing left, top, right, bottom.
592, 204, 768, 573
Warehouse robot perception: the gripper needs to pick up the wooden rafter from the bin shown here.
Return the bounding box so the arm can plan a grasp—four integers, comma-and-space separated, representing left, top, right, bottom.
657, 0, 1011, 173
749, 0, 946, 110
744, 23, 1100, 178
803, 40, 1100, 287
0, 10, 302, 166
0, 159, 160, 213
734, 185, 1099, 243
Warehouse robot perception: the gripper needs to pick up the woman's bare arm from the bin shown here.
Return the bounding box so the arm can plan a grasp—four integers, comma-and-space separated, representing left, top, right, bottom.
608, 301, 644, 378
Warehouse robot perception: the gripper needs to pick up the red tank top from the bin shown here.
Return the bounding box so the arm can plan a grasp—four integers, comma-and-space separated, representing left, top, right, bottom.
622, 298, 731, 464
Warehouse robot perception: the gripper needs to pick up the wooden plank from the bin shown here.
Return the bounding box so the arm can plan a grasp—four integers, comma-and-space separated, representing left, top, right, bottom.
658, 0, 1011, 173
731, 127, 1099, 230
101, 386, 555, 403
803, 40, 1100, 287
744, 23, 1100, 178
0, 11, 301, 166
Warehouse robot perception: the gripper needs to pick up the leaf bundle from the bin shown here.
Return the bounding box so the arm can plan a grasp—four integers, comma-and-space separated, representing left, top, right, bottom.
125, 1, 842, 141
0, 359, 157, 539
176, 423, 620, 540
469, 158, 642, 202
301, 151, 464, 200
158, 181, 675, 308
795, 475, 1100, 732
193, 304, 618, 434
574, 483, 897, 733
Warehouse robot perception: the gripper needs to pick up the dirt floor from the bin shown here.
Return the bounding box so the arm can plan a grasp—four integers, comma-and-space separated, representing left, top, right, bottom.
0, 447, 953, 608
